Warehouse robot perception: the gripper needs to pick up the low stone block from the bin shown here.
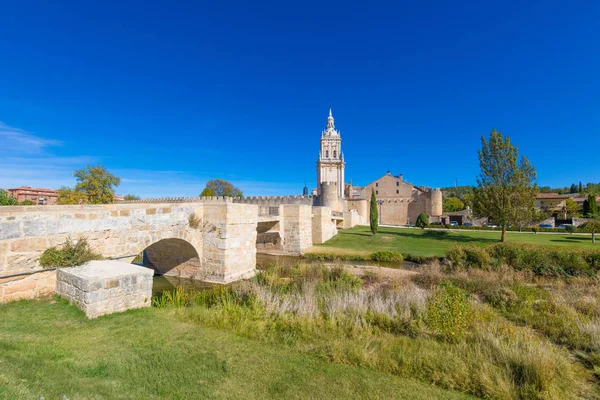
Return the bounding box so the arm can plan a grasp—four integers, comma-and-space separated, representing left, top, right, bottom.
56, 260, 153, 318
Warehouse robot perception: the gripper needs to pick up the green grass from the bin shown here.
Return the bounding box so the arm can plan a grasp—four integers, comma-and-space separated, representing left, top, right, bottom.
313, 226, 599, 258
0, 297, 473, 400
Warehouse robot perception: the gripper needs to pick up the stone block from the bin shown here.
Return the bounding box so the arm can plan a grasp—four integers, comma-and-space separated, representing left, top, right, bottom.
10, 237, 47, 253
0, 222, 21, 240
23, 220, 48, 237
56, 260, 153, 318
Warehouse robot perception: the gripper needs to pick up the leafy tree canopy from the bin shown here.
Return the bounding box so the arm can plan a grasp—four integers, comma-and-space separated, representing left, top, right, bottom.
473, 130, 538, 242
74, 165, 121, 204
57, 187, 88, 205
0, 189, 18, 206
200, 188, 216, 197
443, 197, 465, 213
203, 179, 243, 197
123, 194, 140, 201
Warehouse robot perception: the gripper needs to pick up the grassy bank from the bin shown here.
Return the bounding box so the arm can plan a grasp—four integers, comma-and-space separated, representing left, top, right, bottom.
151, 264, 597, 399
0, 297, 472, 400
310, 226, 599, 259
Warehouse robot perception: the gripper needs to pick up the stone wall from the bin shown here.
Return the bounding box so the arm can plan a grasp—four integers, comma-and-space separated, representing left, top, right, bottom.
281, 205, 312, 254
311, 207, 338, 244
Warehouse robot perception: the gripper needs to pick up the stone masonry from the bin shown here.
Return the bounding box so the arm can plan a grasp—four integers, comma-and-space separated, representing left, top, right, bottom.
56, 260, 153, 318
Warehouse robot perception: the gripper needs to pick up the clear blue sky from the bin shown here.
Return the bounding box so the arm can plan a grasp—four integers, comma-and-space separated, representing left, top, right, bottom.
1, 1, 598, 197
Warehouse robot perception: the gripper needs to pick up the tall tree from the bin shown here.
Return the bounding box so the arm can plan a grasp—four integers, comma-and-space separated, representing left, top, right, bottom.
473, 130, 538, 242
579, 181, 583, 193
570, 183, 578, 194
203, 179, 243, 197
73, 165, 121, 204
370, 189, 378, 235
583, 194, 598, 217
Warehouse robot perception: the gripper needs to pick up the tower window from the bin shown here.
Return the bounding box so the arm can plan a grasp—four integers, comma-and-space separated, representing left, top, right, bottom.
376, 190, 379, 195
396, 190, 399, 194
325, 150, 329, 158
376, 183, 378, 187
396, 182, 399, 186
333, 150, 337, 158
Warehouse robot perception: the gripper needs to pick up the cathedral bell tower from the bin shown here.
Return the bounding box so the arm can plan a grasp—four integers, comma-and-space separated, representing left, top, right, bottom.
316, 108, 345, 198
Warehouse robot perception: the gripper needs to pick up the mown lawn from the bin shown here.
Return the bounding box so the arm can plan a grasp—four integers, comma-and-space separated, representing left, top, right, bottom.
0, 298, 473, 400
312, 226, 599, 257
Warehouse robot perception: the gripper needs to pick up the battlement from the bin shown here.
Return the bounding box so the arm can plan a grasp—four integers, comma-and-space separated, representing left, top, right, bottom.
117, 195, 314, 206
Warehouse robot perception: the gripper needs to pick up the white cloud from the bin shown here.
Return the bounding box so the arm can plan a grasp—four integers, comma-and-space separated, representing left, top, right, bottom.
0, 122, 61, 154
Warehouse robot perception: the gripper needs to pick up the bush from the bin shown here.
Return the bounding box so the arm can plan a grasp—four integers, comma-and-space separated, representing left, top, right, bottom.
566, 225, 577, 235
424, 282, 471, 341
188, 213, 201, 229
371, 250, 403, 263
19, 199, 35, 205
39, 237, 102, 268
449, 243, 600, 277
415, 213, 429, 229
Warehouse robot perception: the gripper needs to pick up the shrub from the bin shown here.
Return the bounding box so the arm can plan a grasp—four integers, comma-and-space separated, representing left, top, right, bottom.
415, 213, 429, 229
424, 282, 471, 341
371, 250, 403, 263
188, 213, 201, 229
566, 225, 577, 235
19, 199, 35, 205
450, 243, 600, 277
446, 245, 490, 270
39, 237, 102, 268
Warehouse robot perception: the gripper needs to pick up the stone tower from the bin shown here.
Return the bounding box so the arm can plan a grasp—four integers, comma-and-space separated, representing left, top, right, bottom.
316, 109, 345, 199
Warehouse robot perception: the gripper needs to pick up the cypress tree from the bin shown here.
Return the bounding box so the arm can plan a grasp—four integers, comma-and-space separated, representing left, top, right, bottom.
370, 189, 378, 235
579, 181, 583, 193
584, 194, 598, 217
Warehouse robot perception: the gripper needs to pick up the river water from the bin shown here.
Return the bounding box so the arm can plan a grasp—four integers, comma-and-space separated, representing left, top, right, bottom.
151, 253, 418, 295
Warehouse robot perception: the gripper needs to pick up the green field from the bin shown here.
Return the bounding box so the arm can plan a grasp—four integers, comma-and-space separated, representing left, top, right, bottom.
313, 226, 598, 257
0, 298, 472, 400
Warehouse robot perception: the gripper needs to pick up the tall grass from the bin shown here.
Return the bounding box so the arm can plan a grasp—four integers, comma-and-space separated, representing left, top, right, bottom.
153, 262, 594, 399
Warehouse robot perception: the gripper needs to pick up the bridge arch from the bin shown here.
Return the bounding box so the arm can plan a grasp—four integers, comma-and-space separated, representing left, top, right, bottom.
139, 238, 202, 278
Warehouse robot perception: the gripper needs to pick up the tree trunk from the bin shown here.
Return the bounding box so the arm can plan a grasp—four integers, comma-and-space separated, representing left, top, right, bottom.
501, 225, 507, 242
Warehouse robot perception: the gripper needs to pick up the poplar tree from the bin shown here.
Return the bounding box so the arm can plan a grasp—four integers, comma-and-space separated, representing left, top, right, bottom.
473, 130, 537, 242
370, 189, 378, 235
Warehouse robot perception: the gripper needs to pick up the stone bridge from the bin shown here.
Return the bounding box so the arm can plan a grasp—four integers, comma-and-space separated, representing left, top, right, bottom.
0, 198, 352, 302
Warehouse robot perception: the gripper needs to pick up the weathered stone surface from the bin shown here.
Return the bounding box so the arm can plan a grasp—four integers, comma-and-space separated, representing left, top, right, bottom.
56, 260, 154, 318
0, 222, 20, 240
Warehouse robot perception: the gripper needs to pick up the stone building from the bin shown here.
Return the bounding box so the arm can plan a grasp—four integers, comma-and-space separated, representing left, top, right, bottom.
312, 110, 442, 226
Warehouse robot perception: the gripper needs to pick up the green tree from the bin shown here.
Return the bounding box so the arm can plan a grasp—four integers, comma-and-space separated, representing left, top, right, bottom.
123, 194, 140, 201
73, 165, 121, 204
0, 189, 18, 206
565, 225, 577, 235
473, 130, 538, 242
443, 197, 465, 213
570, 183, 578, 194
416, 213, 429, 229
581, 219, 600, 244
579, 181, 583, 193
57, 186, 88, 205
583, 194, 598, 218
565, 198, 580, 218
204, 179, 243, 197
200, 188, 215, 197
370, 189, 378, 235
20, 199, 35, 205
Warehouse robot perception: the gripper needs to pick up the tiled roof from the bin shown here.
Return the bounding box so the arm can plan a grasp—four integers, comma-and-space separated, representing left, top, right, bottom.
536, 193, 569, 199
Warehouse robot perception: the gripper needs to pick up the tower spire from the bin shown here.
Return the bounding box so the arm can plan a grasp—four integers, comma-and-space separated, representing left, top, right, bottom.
329, 107, 332, 117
